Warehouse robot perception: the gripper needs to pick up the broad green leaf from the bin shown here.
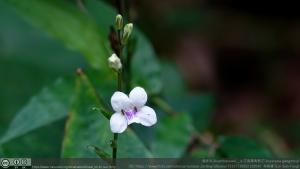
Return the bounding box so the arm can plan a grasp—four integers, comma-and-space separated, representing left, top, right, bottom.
0, 78, 74, 144
6, 0, 110, 70
0, 0, 87, 157
88, 145, 111, 159
294, 147, 300, 157
183, 93, 215, 132
118, 128, 152, 157
1, 119, 66, 157
84, 0, 115, 35
217, 136, 272, 158
61, 74, 111, 157
152, 113, 194, 157
131, 31, 162, 94
85, 0, 162, 94
62, 74, 152, 157
191, 149, 210, 158
160, 61, 186, 98
84, 70, 115, 107
0, 0, 86, 135
160, 62, 215, 131
0, 146, 4, 157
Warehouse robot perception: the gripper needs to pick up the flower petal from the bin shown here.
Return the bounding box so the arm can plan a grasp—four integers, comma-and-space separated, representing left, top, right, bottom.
127, 116, 140, 125
111, 91, 131, 112
129, 87, 147, 108
136, 106, 157, 126
110, 113, 128, 133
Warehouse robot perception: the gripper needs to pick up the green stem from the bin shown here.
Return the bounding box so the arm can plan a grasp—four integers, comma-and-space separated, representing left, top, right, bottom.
117, 71, 123, 91
112, 2, 129, 164
124, 43, 131, 93
112, 31, 123, 167
112, 133, 118, 165
117, 29, 122, 56
112, 70, 122, 166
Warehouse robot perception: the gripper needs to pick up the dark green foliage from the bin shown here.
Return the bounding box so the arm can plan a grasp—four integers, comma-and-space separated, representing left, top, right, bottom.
0, 0, 273, 158
217, 136, 272, 158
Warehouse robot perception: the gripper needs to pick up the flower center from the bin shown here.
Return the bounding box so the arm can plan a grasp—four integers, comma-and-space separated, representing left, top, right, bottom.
123, 107, 137, 120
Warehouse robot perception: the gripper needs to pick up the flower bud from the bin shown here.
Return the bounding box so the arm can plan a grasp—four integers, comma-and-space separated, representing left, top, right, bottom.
121, 23, 133, 45
115, 14, 123, 30
108, 53, 122, 71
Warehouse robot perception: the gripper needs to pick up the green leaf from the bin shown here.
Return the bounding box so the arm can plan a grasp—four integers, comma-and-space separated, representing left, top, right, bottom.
131, 31, 162, 94
88, 145, 111, 159
61, 75, 110, 157
0, 146, 4, 156
61, 74, 152, 157
160, 61, 186, 98
160, 62, 215, 132
85, 0, 162, 94
0, 0, 86, 135
191, 149, 210, 158
118, 129, 152, 157
0, 78, 74, 144
217, 136, 272, 158
1, 119, 66, 157
84, 0, 115, 35
152, 113, 194, 157
183, 93, 215, 132
6, 0, 110, 70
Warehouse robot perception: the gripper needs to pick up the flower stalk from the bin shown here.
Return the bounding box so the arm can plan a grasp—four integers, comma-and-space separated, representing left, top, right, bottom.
112, 69, 122, 166
112, 133, 118, 165
109, 12, 136, 167
111, 13, 125, 167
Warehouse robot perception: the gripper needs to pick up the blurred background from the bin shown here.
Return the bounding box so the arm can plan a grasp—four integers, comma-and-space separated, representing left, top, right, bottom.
129, 0, 300, 156
0, 0, 300, 157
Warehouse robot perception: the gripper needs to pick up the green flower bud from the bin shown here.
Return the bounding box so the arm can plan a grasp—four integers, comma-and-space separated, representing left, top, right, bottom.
115, 14, 123, 30
121, 23, 133, 45
108, 53, 122, 71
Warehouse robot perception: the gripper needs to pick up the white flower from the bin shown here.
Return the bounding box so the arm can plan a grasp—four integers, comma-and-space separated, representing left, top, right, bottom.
108, 53, 122, 70
109, 87, 157, 133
